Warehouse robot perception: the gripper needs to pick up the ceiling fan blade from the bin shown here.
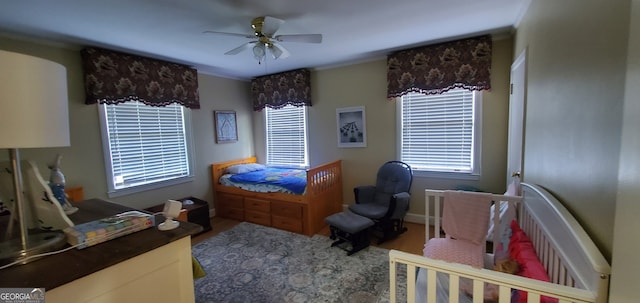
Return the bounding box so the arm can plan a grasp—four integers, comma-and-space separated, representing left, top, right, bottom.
262, 16, 284, 36
269, 42, 290, 59
274, 34, 322, 44
203, 30, 254, 39
224, 41, 258, 55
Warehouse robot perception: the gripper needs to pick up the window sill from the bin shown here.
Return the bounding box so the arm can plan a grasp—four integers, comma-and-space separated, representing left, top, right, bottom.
412, 170, 480, 181
107, 176, 194, 198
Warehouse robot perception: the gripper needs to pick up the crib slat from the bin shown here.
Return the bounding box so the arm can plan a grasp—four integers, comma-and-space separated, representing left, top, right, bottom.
407, 264, 416, 303
449, 274, 459, 303
472, 280, 483, 303
390, 259, 397, 303
427, 269, 437, 303
527, 292, 540, 303
498, 286, 511, 303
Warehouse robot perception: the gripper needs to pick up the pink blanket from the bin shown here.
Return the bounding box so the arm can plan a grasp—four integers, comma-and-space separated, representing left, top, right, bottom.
423, 237, 485, 268
442, 190, 492, 245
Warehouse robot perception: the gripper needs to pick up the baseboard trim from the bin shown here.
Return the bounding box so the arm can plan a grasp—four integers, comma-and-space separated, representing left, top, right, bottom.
210, 204, 431, 226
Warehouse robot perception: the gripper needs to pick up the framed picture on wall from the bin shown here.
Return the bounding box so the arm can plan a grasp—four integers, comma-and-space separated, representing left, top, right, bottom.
214, 110, 238, 143
336, 106, 366, 148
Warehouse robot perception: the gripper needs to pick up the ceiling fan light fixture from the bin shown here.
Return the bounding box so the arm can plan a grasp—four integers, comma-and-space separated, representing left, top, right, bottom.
270, 44, 283, 59
252, 43, 265, 63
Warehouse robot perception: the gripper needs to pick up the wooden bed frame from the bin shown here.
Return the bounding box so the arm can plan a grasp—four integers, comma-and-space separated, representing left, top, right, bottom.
211, 157, 343, 236
389, 183, 611, 303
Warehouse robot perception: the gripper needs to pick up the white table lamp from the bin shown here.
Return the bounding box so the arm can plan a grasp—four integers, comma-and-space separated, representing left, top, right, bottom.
0, 50, 71, 265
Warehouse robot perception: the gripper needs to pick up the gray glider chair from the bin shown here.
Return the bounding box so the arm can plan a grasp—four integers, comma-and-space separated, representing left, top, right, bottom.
348, 161, 413, 244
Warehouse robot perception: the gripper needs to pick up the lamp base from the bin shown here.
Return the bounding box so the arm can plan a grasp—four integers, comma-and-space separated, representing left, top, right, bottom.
0, 230, 67, 267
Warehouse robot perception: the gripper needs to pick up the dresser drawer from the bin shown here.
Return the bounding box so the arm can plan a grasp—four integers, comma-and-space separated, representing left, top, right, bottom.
272, 216, 302, 234
245, 210, 271, 226
270, 201, 302, 219
244, 198, 270, 213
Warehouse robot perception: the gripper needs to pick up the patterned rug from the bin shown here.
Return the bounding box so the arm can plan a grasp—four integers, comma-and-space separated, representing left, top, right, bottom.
192, 222, 406, 303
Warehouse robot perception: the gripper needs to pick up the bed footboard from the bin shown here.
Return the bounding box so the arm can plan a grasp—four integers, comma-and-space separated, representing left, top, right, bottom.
305, 160, 343, 234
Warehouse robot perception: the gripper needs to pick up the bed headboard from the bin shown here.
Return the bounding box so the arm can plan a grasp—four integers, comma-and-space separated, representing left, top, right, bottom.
211, 157, 257, 190
519, 183, 611, 302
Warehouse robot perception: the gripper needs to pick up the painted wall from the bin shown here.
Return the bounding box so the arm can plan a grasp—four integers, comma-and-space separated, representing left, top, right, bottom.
0, 35, 253, 211
610, 0, 639, 301
513, 0, 629, 260
1, 33, 512, 226
253, 37, 514, 217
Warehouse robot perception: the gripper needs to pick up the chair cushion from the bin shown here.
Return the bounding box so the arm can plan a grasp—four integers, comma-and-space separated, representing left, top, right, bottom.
348, 203, 388, 219
375, 161, 412, 195
372, 192, 392, 206
325, 212, 374, 234
423, 238, 485, 268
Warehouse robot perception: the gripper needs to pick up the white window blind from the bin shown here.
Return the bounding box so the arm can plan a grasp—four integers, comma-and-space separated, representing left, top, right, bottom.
265, 105, 308, 168
101, 101, 192, 193
400, 89, 477, 173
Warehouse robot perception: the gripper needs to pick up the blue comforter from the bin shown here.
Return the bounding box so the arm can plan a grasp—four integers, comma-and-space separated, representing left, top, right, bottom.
229, 167, 307, 194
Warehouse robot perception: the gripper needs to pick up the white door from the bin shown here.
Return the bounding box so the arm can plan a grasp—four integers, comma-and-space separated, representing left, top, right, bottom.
507, 49, 527, 186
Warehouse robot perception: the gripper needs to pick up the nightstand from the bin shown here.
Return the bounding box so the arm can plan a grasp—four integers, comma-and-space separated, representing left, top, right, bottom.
145, 197, 211, 236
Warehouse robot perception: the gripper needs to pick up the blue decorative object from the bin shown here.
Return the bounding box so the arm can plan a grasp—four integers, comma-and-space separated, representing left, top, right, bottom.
48, 154, 66, 206
48, 154, 78, 215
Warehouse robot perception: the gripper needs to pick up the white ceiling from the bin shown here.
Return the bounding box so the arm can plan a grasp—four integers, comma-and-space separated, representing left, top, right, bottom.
0, 0, 529, 80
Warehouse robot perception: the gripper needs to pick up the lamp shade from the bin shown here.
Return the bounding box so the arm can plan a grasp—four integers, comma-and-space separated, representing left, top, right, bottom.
0, 50, 70, 148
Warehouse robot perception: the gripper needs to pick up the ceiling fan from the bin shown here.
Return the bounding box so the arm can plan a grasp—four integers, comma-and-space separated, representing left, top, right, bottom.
204, 16, 322, 64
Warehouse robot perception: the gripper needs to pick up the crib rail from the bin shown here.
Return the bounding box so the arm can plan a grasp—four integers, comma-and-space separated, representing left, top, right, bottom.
389, 249, 595, 303
519, 184, 610, 303
399, 184, 610, 303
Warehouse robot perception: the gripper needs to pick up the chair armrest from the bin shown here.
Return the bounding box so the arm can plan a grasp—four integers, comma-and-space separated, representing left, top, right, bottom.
389, 192, 411, 219
354, 185, 376, 204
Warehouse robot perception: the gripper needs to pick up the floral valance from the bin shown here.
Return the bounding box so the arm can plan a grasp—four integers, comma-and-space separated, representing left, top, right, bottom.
81, 47, 200, 109
387, 35, 492, 98
251, 68, 311, 111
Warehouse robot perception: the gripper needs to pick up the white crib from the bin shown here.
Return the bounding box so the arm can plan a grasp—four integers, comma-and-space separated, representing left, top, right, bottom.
389, 183, 610, 303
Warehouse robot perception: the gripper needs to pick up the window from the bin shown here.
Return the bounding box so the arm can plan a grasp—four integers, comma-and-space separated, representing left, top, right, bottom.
99, 101, 194, 197
398, 89, 482, 177
265, 105, 308, 168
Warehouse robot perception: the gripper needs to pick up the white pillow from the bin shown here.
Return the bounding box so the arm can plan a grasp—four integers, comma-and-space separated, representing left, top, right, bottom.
226, 163, 266, 174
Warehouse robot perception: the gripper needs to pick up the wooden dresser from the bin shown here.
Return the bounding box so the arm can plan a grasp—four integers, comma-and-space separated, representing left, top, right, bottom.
0, 199, 201, 303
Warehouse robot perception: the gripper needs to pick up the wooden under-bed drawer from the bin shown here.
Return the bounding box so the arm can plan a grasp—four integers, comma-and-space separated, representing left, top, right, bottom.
219, 207, 244, 221
245, 210, 271, 226
217, 193, 244, 221
270, 201, 302, 219
219, 193, 244, 205
271, 216, 303, 234
244, 198, 270, 213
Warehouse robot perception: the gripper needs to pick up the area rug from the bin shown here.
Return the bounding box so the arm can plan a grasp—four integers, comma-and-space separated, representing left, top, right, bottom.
192, 222, 406, 303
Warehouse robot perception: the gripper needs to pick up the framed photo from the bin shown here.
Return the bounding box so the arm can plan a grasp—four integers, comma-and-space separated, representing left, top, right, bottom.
214, 110, 238, 143
336, 106, 366, 148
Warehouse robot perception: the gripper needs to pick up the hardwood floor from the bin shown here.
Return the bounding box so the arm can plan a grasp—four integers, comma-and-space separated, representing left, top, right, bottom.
191, 216, 427, 256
